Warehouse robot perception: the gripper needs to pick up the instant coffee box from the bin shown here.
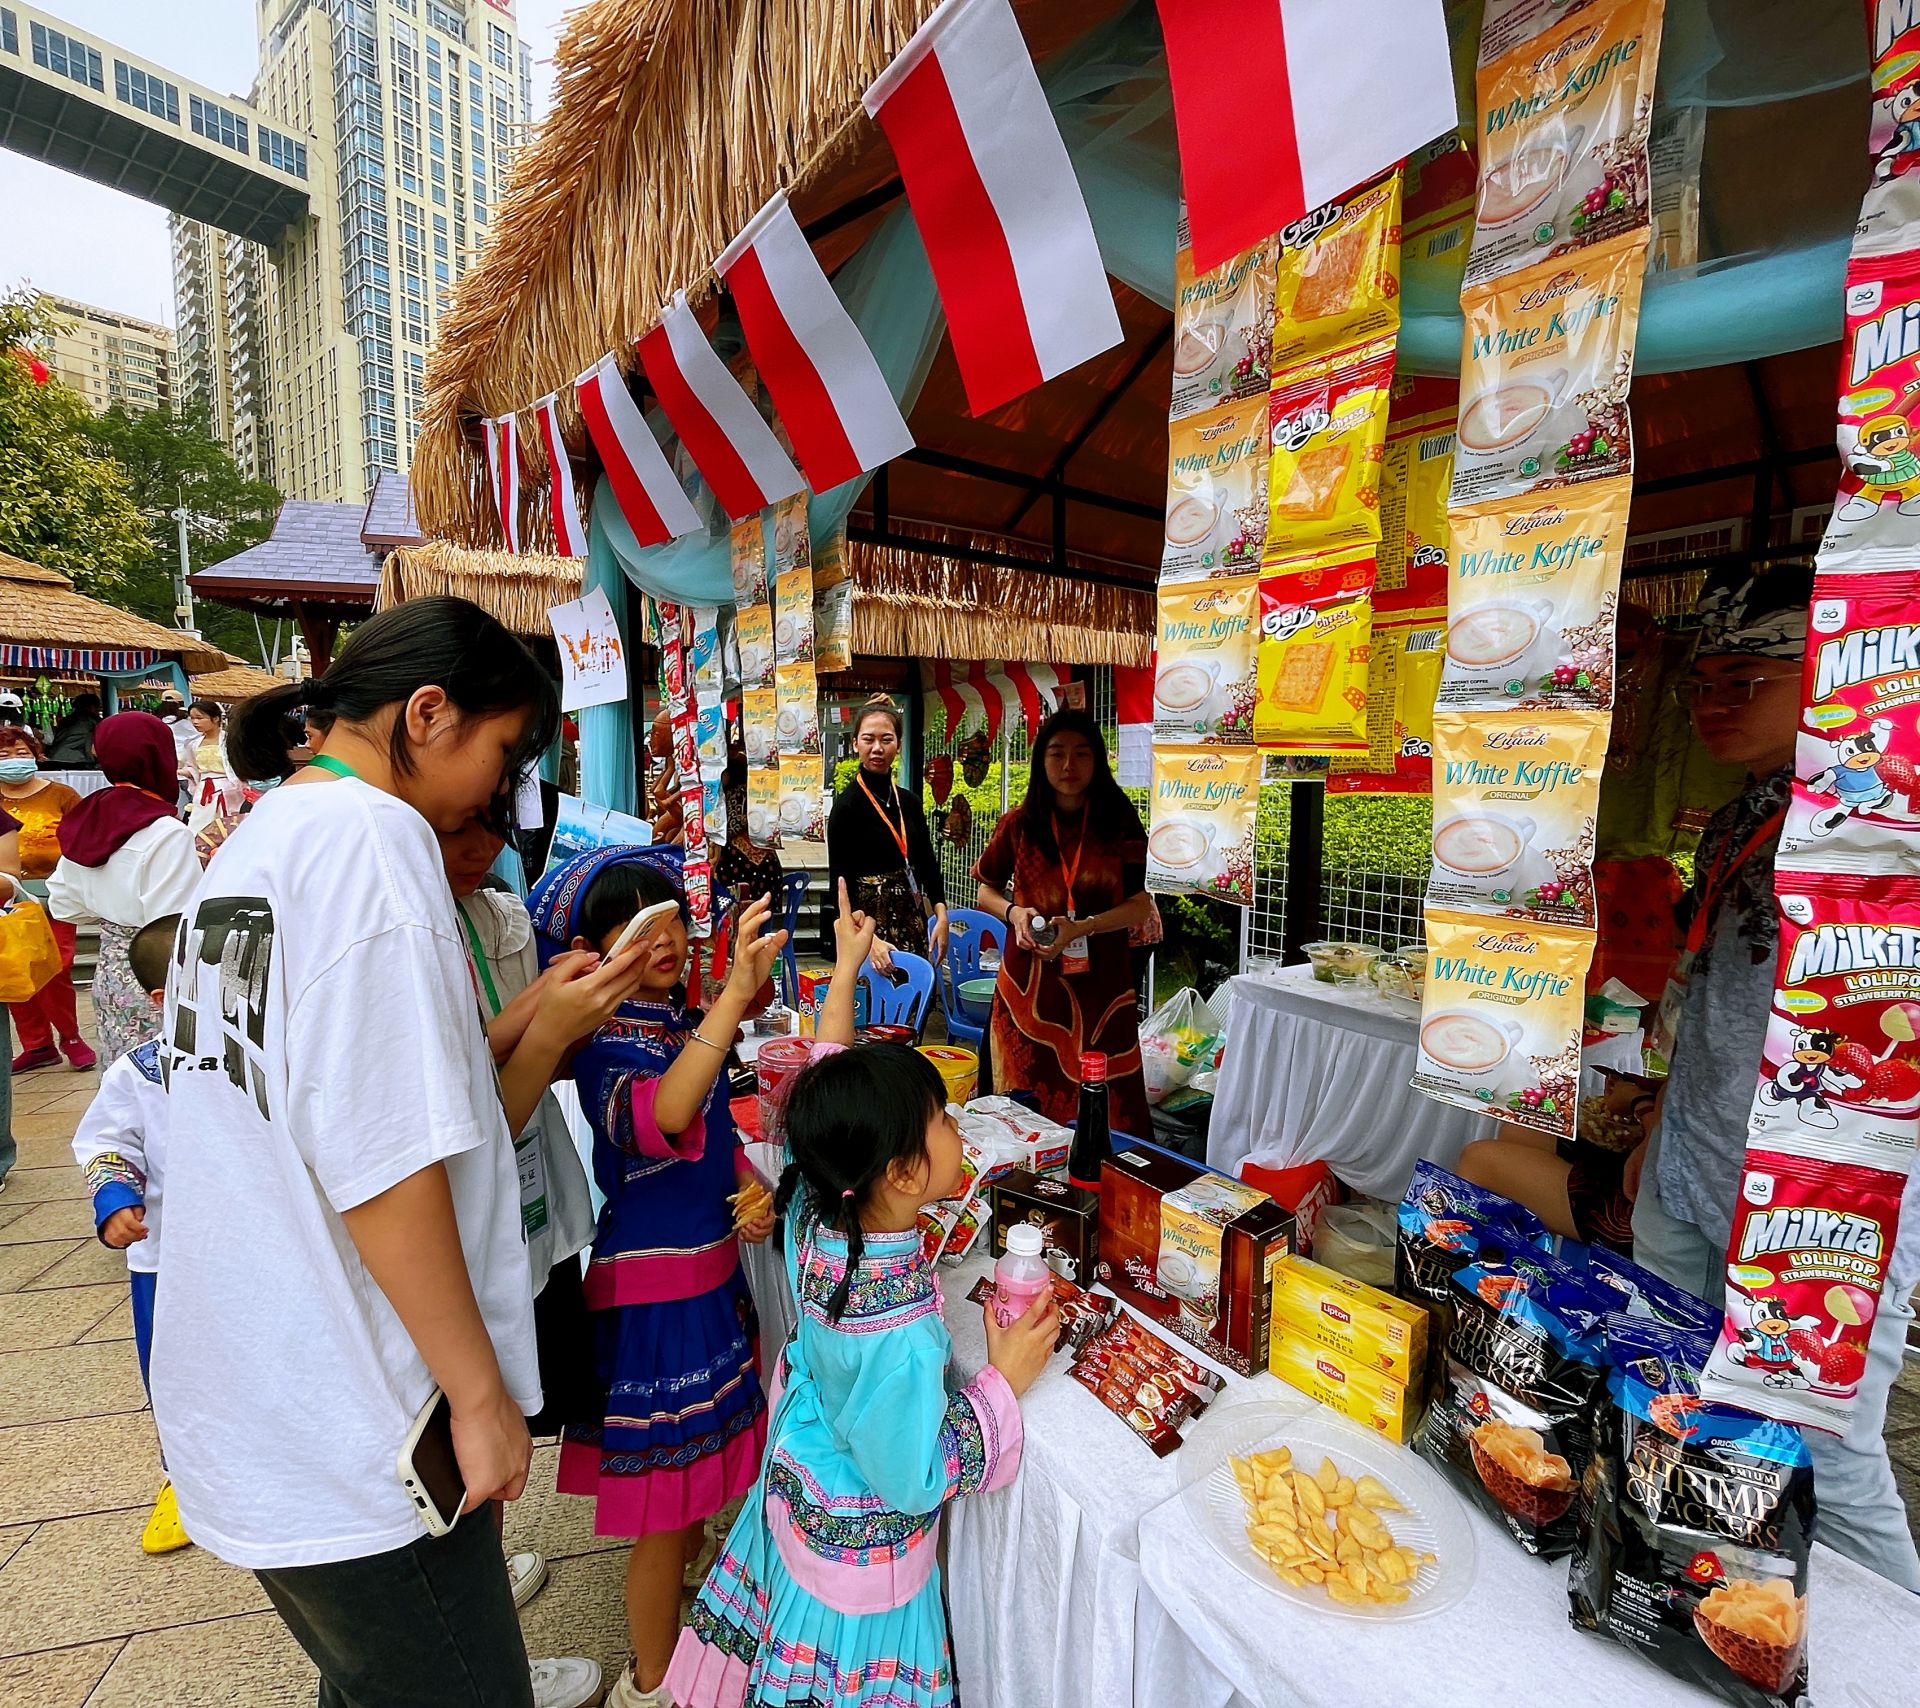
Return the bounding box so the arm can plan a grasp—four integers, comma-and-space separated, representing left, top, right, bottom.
989, 1171, 1100, 1287
1096, 1149, 1295, 1374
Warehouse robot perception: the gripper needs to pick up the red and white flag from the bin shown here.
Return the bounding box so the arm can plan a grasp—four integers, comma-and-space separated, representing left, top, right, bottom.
533, 394, 587, 557
1156, 0, 1457, 274
863, 0, 1122, 417
717, 194, 913, 492
483, 413, 520, 553
1114, 655, 1156, 788
574, 354, 702, 548
636, 293, 806, 520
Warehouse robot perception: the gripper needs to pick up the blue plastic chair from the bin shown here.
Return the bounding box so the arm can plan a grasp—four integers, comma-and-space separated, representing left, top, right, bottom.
860, 947, 936, 1035
778, 871, 811, 1008
932, 907, 1004, 1048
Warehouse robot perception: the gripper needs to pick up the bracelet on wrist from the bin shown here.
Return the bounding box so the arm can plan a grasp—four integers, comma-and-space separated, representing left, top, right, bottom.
687, 1031, 727, 1053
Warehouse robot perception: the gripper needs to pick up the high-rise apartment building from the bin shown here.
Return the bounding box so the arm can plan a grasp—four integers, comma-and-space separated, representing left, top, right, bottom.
169, 1, 530, 501
32, 292, 175, 415
169, 218, 234, 439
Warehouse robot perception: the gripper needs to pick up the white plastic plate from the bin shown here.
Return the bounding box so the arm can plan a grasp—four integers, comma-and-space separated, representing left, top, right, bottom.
1180, 1402, 1477, 1621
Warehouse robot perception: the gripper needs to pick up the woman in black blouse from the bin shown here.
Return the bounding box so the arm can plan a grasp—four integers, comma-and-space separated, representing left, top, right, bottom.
825, 697, 947, 965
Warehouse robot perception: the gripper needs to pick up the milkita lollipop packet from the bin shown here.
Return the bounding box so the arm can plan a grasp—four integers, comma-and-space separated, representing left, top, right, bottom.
1701, 1143, 1908, 1436
1819, 251, 1920, 569
1858, 1, 1920, 258
1781, 570, 1920, 870
1746, 871, 1920, 1167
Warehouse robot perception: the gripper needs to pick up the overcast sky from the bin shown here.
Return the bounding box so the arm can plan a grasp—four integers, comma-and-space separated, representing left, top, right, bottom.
0, 0, 575, 325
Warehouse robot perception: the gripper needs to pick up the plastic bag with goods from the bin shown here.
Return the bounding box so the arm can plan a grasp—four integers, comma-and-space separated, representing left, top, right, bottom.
1140, 987, 1225, 1104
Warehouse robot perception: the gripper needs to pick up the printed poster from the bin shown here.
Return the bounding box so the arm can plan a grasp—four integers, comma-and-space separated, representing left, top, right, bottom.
548, 587, 628, 711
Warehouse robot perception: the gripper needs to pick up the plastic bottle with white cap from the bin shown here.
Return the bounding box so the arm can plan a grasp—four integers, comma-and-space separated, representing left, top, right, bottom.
992, 1223, 1052, 1328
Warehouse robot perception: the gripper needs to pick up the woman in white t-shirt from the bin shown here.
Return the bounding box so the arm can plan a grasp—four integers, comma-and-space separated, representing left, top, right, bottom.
151, 598, 659, 1708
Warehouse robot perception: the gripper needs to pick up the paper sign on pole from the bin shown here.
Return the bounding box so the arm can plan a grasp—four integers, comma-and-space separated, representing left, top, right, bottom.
548, 587, 629, 710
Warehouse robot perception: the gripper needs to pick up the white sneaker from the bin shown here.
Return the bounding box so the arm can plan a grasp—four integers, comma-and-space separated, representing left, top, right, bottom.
530, 1656, 604, 1708
606, 1661, 676, 1708
508, 1548, 549, 1609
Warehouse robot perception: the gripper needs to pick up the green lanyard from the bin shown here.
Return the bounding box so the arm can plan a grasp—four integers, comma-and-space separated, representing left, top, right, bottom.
307, 753, 358, 782
457, 903, 503, 1015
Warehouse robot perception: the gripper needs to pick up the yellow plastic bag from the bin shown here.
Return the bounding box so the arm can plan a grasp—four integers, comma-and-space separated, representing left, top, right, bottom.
0, 887, 62, 1004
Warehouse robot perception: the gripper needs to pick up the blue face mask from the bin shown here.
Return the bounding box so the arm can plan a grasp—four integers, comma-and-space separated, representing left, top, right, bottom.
0, 757, 38, 783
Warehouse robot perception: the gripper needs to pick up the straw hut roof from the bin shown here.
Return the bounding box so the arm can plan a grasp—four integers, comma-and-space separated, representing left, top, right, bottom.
189, 656, 285, 702
377, 540, 584, 638
0, 551, 226, 674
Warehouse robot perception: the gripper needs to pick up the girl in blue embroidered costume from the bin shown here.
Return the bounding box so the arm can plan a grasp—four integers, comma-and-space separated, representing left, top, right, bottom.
526, 844, 790, 1708
667, 1040, 1060, 1707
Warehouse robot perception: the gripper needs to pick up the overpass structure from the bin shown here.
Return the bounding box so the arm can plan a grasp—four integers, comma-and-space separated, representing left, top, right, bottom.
0, 2, 309, 244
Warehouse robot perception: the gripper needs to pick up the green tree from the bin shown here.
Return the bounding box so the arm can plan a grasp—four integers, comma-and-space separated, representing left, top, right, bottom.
85, 403, 280, 662
0, 297, 148, 592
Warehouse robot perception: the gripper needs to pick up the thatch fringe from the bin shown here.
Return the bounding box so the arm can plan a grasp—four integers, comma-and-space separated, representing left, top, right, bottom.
0, 550, 228, 672
849, 525, 1151, 667
191, 658, 285, 702
378, 541, 584, 637
417, 0, 946, 549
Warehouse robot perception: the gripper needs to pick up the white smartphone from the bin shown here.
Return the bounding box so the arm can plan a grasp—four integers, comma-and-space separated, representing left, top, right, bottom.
396, 1387, 464, 1537
609, 898, 681, 959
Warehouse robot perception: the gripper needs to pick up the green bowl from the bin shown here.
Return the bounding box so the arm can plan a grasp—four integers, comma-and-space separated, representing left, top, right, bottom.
957, 976, 997, 1021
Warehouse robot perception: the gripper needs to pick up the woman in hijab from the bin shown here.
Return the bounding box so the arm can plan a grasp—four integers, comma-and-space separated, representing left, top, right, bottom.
48, 712, 202, 1063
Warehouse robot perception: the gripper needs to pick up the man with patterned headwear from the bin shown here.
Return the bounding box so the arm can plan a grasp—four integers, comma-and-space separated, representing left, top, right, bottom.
1631, 567, 1920, 1589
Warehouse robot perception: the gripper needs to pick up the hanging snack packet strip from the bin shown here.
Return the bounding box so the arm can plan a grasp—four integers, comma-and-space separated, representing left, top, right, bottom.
1442, 478, 1629, 711
1744, 871, 1920, 1167
1146, 747, 1260, 907
1254, 550, 1377, 756
1376, 376, 1458, 593
1264, 337, 1397, 560
1428, 708, 1607, 928
1570, 1315, 1815, 1708
1162, 395, 1270, 582
1701, 1145, 1909, 1437
1328, 569, 1447, 793
1270, 172, 1403, 375
1468, 0, 1666, 289
1781, 570, 1920, 870
1171, 206, 1274, 421
1818, 251, 1920, 570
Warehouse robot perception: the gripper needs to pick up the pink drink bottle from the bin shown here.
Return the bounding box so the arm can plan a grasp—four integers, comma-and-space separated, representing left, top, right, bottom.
993, 1223, 1052, 1328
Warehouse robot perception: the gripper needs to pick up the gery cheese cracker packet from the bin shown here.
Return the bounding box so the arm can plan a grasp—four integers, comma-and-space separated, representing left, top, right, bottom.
1264, 337, 1396, 560
1782, 570, 1920, 868
1818, 252, 1920, 569
1328, 572, 1447, 794
1270, 173, 1403, 375
1451, 233, 1645, 509
1428, 709, 1606, 926
1701, 1144, 1910, 1438
1171, 206, 1274, 421
1377, 375, 1458, 592
1255, 550, 1377, 757
1746, 871, 1920, 1167
1571, 1314, 1815, 1708
1441, 479, 1628, 711
1147, 746, 1260, 906
1154, 574, 1258, 746
1468, 0, 1665, 288
1416, 910, 1593, 1137
1162, 395, 1269, 582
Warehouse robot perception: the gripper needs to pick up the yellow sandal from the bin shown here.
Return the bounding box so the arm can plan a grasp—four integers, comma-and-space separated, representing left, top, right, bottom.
141, 1481, 191, 1555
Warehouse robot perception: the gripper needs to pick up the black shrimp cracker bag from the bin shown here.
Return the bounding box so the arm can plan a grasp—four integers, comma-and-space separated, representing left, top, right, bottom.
1414, 1235, 1610, 1557
1571, 1316, 1814, 1708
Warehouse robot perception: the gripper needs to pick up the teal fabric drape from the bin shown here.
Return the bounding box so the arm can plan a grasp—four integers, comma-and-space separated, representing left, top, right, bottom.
576, 528, 638, 815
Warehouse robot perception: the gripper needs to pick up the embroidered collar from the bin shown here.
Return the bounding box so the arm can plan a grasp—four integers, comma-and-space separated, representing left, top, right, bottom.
798, 1219, 937, 1328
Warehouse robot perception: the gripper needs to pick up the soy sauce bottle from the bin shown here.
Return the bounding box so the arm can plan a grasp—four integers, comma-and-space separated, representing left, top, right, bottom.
1067, 1051, 1111, 1192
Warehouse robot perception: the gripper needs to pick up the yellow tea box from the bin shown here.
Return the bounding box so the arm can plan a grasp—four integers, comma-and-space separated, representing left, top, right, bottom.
1269, 1255, 1428, 1387
1267, 1325, 1416, 1444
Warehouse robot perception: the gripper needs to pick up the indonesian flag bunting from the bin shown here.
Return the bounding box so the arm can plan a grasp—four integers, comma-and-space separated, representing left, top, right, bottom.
1156, 0, 1457, 274
574, 354, 703, 548
533, 395, 587, 557
1114, 655, 1155, 788
483, 414, 520, 553
862, 0, 1122, 417
929, 661, 966, 741
717, 194, 913, 492
636, 293, 806, 519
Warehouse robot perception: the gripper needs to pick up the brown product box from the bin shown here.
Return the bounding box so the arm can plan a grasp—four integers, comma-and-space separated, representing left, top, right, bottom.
989, 1171, 1100, 1287
1095, 1149, 1295, 1375
1269, 1254, 1429, 1387
1267, 1325, 1416, 1444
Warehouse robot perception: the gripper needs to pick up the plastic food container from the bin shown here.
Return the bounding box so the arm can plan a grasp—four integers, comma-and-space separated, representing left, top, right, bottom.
1371, 948, 1427, 1009
957, 976, 997, 1022
755, 1037, 816, 1147
1302, 941, 1382, 985
918, 1044, 979, 1104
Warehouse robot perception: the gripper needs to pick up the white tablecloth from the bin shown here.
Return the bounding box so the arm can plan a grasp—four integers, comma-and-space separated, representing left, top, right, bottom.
41, 768, 108, 796
1206, 966, 1487, 1199
1133, 1448, 1920, 1708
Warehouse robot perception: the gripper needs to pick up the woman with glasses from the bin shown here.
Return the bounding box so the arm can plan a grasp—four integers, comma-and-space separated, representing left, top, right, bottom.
825, 696, 948, 964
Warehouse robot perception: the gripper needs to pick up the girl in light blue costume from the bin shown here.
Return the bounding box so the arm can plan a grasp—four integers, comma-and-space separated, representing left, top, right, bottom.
667, 1036, 1059, 1707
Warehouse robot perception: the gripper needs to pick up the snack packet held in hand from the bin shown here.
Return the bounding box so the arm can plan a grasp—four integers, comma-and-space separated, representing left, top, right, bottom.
1571, 1315, 1814, 1708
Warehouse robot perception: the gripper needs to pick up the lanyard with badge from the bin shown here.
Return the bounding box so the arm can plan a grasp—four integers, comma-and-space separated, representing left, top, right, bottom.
1054, 810, 1090, 974
1648, 810, 1784, 1063
856, 773, 922, 905
456, 902, 550, 1239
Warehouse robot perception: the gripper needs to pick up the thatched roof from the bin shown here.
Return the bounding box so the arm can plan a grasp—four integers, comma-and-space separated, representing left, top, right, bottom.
0, 551, 226, 673
190, 657, 285, 702
378, 540, 584, 637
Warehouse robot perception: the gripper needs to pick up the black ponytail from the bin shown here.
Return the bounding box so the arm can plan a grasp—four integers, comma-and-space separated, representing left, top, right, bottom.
780, 1044, 948, 1320
228, 597, 559, 783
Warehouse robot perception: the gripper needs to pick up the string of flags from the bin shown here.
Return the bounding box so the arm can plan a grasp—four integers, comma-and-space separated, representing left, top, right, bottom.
477, 0, 1445, 555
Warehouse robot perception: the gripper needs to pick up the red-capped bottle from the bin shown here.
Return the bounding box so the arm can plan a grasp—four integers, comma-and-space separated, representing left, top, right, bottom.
1067, 1051, 1111, 1192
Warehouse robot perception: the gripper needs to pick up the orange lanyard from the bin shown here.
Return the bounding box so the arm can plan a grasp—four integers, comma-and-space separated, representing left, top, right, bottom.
1055, 811, 1085, 917
855, 773, 911, 866
1684, 810, 1783, 959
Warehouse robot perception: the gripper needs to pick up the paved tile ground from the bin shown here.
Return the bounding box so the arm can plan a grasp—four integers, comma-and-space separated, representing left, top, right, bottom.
2, 1003, 1916, 1705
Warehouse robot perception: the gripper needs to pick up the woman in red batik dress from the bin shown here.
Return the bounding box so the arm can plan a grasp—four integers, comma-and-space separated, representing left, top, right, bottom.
973, 709, 1155, 1140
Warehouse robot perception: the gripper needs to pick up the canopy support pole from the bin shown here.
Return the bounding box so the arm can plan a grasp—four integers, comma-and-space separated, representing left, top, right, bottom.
1280, 782, 1325, 964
